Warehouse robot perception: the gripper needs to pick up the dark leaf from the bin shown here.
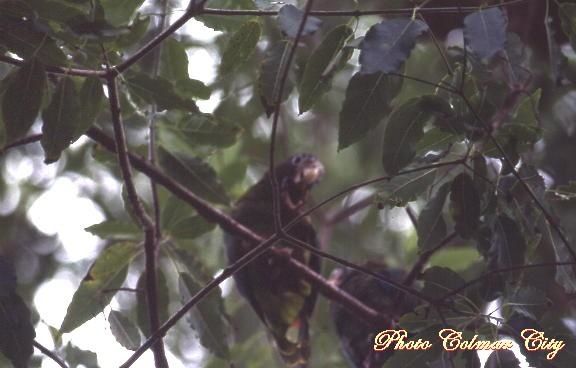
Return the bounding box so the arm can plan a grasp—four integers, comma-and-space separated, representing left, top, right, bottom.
491, 215, 526, 269
109, 310, 141, 351
158, 113, 241, 151
220, 20, 261, 75
197, 0, 256, 32
339, 72, 403, 150
450, 173, 480, 239
0, 292, 35, 368
167, 216, 216, 239
0, 257, 16, 297
417, 183, 450, 250
382, 98, 429, 175
41, 77, 82, 163
377, 169, 437, 207
1, 58, 46, 142
76, 77, 104, 140
60, 243, 138, 333
175, 79, 211, 100
464, 7, 508, 62
258, 41, 294, 115
63, 343, 98, 368
299, 24, 353, 113
0, 13, 67, 65
277, 5, 322, 38
421, 266, 466, 298
126, 73, 199, 112
84, 220, 141, 241
179, 272, 230, 359
159, 37, 189, 82
158, 147, 230, 205
136, 270, 169, 337
100, 0, 145, 27
359, 18, 428, 74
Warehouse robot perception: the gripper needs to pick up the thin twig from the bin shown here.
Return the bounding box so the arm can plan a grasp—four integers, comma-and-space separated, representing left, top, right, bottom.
0, 134, 42, 155
284, 234, 436, 305
34, 341, 68, 368
104, 72, 168, 368
438, 261, 576, 301
268, 0, 316, 233
403, 231, 458, 286
0, 55, 105, 77
326, 195, 374, 226
201, 0, 527, 17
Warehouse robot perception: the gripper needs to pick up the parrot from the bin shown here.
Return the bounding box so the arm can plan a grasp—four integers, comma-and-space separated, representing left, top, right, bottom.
330, 263, 420, 368
224, 153, 324, 367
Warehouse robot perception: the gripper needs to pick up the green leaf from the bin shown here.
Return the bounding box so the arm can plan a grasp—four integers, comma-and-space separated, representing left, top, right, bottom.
277, 4, 322, 38
491, 215, 526, 269
160, 37, 189, 82
60, 243, 138, 333
168, 216, 216, 239
377, 169, 437, 207
220, 20, 261, 75
381, 98, 428, 175
41, 77, 82, 163
100, 0, 145, 27
464, 7, 508, 62
417, 183, 450, 250
136, 270, 169, 337
0, 292, 35, 368
179, 272, 230, 359
158, 113, 241, 151
197, 0, 256, 31
258, 41, 294, 115
63, 343, 98, 368
84, 220, 141, 241
175, 79, 211, 100
339, 72, 403, 150
161, 194, 217, 238
1, 58, 46, 142
450, 173, 480, 239
0, 12, 67, 65
359, 18, 428, 74
298, 24, 353, 114
126, 73, 199, 112
421, 266, 466, 298
109, 310, 141, 351
560, 3, 576, 53
76, 77, 104, 140
158, 148, 230, 205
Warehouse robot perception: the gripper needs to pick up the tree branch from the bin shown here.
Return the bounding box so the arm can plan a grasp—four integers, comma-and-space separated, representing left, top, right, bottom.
104, 73, 168, 368
402, 231, 458, 286
33, 341, 68, 368
438, 261, 576, 301
0, 134, 42, 156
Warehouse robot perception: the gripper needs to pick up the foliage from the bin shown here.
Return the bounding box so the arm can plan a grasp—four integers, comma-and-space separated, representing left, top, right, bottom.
1, 0, 576, 368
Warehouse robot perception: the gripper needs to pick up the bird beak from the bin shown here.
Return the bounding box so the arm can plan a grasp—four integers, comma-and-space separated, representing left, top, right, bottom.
302, 161, 325, 185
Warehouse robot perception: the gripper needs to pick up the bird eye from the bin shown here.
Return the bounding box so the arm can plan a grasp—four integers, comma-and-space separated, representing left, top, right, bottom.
291, 156, 302, 165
